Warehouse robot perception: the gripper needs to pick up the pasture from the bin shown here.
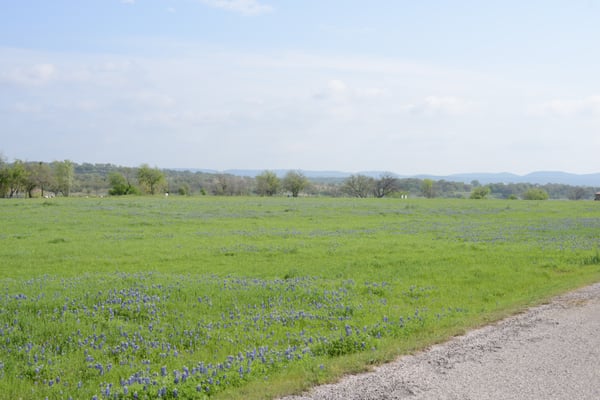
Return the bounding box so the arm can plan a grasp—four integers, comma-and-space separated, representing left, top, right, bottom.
0, 197, 599, 399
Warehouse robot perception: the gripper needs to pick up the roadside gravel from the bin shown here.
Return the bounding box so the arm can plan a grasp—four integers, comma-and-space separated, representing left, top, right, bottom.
281, 282, 600, 400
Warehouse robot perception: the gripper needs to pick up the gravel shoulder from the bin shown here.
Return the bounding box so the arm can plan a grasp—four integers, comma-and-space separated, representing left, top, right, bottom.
281, 283, 600, 400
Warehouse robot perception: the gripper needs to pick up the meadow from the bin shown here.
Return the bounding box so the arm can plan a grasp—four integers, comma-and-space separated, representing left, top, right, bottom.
0, 196, 599, 399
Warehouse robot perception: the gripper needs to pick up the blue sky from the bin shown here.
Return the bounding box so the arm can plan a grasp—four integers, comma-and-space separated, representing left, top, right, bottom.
1, 0, 599, 174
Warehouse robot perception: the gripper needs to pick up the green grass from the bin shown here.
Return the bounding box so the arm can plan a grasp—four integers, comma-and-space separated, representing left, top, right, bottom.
0, 197, 599, 399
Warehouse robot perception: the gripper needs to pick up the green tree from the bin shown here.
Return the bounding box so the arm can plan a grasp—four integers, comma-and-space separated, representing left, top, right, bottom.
108, 171, 139, 195
211, 174, 231, 196
342, 174, 374, 198
6, 160, 29, 197
53, 160, 74, 196
420, 179, 435, 198
255, 170, 280, 196
470, 186, 491, 199
522, 188, 549, 200
282, 170, 309, 197
23, 164, 38, 198
137, 164, 165, 195
27, 162, 54, 198
0, 156, 8, 197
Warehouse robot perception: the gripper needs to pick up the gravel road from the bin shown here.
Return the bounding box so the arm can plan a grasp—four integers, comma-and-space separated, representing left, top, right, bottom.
281, 282, 600, 400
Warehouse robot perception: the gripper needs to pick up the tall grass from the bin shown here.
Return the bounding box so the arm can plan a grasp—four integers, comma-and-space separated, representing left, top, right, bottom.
0, 197, 599, 399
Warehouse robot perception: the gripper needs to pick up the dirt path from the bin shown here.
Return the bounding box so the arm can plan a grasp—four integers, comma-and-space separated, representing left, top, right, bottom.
281, 283, 600, 400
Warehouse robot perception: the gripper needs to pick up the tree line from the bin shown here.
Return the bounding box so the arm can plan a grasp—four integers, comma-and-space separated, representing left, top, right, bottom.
0, 159, 74, 198
0, 158, 598, 200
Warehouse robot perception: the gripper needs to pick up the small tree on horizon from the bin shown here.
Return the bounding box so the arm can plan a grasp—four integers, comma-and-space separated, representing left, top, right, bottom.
53, 160, 74, 197
137, 164, 165, 195
256, 170, 280, 196
282, 170, 309, 197
420, 179, 435, 198
342, 174, 374, 198
6, 160, 28, 198
28, 162, 54, 198
374, 173, 400, 198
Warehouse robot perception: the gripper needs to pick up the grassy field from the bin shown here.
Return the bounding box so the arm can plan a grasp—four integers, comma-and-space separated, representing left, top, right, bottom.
1, 196, 599, 399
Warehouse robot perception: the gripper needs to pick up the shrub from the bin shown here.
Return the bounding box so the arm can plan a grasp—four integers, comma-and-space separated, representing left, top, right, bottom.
522, 188, 549, 200
470, 186, 490, 199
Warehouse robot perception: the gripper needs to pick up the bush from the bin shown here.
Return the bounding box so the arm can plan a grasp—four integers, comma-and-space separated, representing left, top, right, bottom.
108, 172, 140, 195
522, 188, 549, 200
470, 186, 490, 199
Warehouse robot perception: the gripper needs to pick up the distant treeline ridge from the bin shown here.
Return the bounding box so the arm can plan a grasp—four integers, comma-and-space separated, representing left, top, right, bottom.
0, 160, 598, 200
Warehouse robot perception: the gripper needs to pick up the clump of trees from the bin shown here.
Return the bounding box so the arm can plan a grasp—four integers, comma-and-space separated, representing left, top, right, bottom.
341, 173, 402, 198
210, 174, 253, 196
0, 157, 74, 198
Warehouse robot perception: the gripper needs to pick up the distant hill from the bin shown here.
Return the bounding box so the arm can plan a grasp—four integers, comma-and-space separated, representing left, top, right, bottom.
176, 169, 600, 187
429, 171, 600, 186
227, 169, 352, 179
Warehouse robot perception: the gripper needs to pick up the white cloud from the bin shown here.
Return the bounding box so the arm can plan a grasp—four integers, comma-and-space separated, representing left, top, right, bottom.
12, 102, 43, 114
309, 79, 391, 122
2, 63, 57, 86
312, 79, 346, 100
64, 60, 148, 89
74, 100, 100, 112
404, 96, 475, 117
199, 0, 272, 16
327, 79, 347, 93
313, 79, 350, 103
129, 91, 176, 108
4, 45, 598, 173
530, 96, 600, 117
314, 79, 386, 102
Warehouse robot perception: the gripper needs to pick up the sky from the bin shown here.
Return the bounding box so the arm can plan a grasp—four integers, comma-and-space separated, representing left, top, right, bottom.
1, 0, 599, 175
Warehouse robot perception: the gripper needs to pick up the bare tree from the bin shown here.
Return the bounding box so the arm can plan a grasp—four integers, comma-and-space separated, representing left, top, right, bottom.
211, 174, 251, 195
342, 174, 374, 198
373, 173, 400, 198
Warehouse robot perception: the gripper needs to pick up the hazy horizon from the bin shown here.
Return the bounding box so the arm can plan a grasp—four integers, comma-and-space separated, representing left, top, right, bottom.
2, 1, 600, 175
